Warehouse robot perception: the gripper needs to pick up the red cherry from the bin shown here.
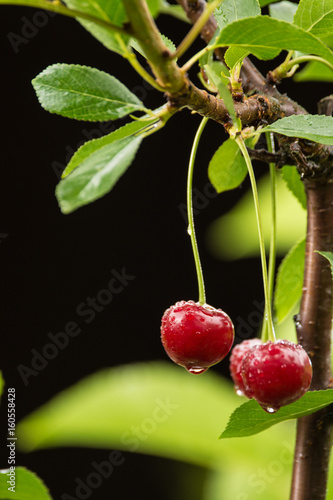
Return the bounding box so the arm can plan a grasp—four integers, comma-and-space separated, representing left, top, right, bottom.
241, 340, 312, 412
229, 338, 262, 396
160, 300, 234, 374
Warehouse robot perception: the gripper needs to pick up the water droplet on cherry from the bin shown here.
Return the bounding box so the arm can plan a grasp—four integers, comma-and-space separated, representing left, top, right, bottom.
263, 406, 277, 414
187, 366, 207, 375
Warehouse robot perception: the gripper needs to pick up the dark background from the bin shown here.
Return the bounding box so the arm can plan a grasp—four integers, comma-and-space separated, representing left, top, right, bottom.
0, 3, 329, 499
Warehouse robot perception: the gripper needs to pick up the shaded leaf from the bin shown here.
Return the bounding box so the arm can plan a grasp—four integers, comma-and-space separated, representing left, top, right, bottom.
206, 172, 306, 259
262, 115, 333, 145
62, 118, 158, 177
215, 17, 333, 65
274, 238, 305, 324
269, 1, 298, 22
214, 0, 260, 30
0, 467, 52, 500
64, 0, 129, 55
280, 165, 306, 209
294, 0, 333, 47
56, 135, 142, 213
208, 138, 247, 192
316, 251, 333, 279
17, 362, 242, 467
221, 389, 333, 438
32, 64, 145, 122
294, 60, 333, 81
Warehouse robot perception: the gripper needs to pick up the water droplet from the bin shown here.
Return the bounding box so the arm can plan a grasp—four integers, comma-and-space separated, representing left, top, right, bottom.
262, 405, 278, 414
186, 366, 207, 375
236, 388, 244, 397
187, 225, 192, 236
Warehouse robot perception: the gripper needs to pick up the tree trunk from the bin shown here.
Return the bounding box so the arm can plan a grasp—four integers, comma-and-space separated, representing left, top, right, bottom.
290, 179, 333, 500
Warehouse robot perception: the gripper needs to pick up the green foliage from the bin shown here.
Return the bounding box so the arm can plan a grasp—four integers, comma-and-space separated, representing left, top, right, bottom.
56, 135, 142, 213
131, 34, 176, 58
207, 172, 306, 260
263, 114, 333, 145
208, 138, 247, 192
274, 238, 305, 323
63, 0, 129, 55
214, 0, 260, 30
62, 117, 158, 177
203, 63, 237, 123
32, 64, 145, 122
280, 165, 306, 209
294, 0, 333, 47
215, 16, 333, 64
269, 1, 298, 22
294, 60, 333, 81
259, 0, 280, 6
221, 389, 333, 438
0, 467, 52, 500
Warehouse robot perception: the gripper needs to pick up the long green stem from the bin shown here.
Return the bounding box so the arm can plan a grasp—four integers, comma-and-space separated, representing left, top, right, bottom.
261, 132, 277, 342
187, 117, 209, 305
236, 136, 275, 342
171, 0, 222, 60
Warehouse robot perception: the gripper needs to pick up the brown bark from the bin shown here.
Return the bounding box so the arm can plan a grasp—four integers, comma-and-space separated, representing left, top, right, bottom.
290, 179, 333, 500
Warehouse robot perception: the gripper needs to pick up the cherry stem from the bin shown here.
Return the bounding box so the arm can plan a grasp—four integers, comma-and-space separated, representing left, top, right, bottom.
261, 132, 277, 342
187, 117, 209, 305
236, 136, 276, 342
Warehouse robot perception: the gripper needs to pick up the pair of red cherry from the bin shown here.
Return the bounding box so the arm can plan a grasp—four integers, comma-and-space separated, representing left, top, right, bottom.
161, 301, 312, 412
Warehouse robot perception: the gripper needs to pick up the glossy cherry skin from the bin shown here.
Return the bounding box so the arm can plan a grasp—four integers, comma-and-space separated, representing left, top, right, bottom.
229, 338, 262, 396
160, 300, 234, 374
241, 340, 312, 412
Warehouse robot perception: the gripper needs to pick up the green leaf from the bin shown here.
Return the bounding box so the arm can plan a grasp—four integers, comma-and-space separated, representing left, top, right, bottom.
215, 16, 333, 65
56, 135, 142, 213
62, 118, 158, 177
207, 172, 306, 260
280, 165, 306, 209
224, 46, 250, 69
17, 362, 242, 467
214, 0, 260, 30
203, 63, 237, 123
131, 34, 176, 59
269, 1, 298, 23
221, 389, 333, 438
63, 0, 129, 55
32, 64, 145, 122
274, 238, 305, 324
0, 467, 52, 500
316, 251, 333, 279
294, 0, 333, 47
259, 0, 280, 6
294, 60, 333, 81
262, 114, 333, 145
208, 138, 248, 192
